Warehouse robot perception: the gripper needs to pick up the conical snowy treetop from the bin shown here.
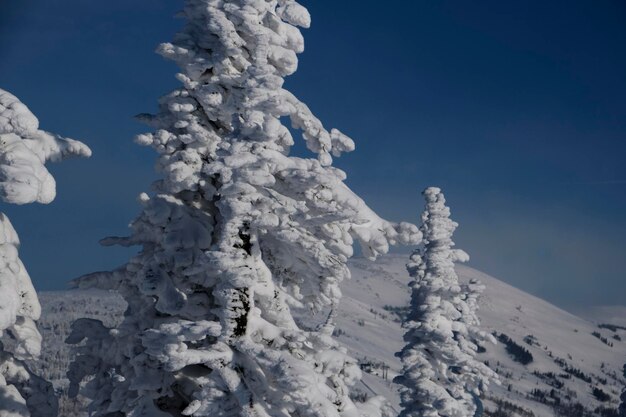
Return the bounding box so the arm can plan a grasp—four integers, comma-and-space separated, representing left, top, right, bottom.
396, 187, 496, 417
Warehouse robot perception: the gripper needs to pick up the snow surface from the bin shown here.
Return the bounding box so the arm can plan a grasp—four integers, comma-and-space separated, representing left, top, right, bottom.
28, 255, 626, 417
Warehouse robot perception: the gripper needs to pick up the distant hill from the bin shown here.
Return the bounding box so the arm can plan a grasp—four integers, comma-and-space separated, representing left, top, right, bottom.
31, 255, 626, 417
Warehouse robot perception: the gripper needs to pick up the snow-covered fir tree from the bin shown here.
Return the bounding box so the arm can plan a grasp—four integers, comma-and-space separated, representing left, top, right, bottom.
394, 187, 496, 417
67, 1, 419, 416
0, 88, 91, 417
617, 374, 626, 417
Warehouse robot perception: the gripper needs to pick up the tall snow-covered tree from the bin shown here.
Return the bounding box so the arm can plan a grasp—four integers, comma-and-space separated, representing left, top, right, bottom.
0, 88, 91, 417
67, 1, 419, 417
395, 187, 496, 417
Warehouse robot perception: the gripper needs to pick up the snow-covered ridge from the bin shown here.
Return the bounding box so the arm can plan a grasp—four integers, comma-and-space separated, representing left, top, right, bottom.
337, 255, 626, 417
31, 255, 625, 417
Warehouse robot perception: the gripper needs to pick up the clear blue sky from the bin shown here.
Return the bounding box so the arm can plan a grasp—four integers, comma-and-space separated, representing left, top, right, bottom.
1, 0, 625, 311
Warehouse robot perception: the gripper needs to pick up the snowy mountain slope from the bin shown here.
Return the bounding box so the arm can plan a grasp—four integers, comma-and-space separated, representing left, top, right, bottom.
461, 266, 625, 414
32, 255, 625, 416
334, 255, 626, 417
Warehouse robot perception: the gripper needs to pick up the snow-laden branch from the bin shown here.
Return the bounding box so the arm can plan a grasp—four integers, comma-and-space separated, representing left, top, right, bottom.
0, 89, 91, 205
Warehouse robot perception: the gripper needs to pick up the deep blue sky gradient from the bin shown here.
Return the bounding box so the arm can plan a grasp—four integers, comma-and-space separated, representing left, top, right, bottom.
1, 0, 625, 311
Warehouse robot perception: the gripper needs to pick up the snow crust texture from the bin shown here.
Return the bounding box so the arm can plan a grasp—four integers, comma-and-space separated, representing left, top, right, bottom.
0, 89, 90, 417
68, 2, 419, 417
395, 188, 497, 417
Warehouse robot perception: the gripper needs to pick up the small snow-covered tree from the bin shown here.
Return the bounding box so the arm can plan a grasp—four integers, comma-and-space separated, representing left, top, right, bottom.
617, 364, 626, 417
0, 88, 91, 417
67, 1, 419, 417
395, 187, 496, 417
